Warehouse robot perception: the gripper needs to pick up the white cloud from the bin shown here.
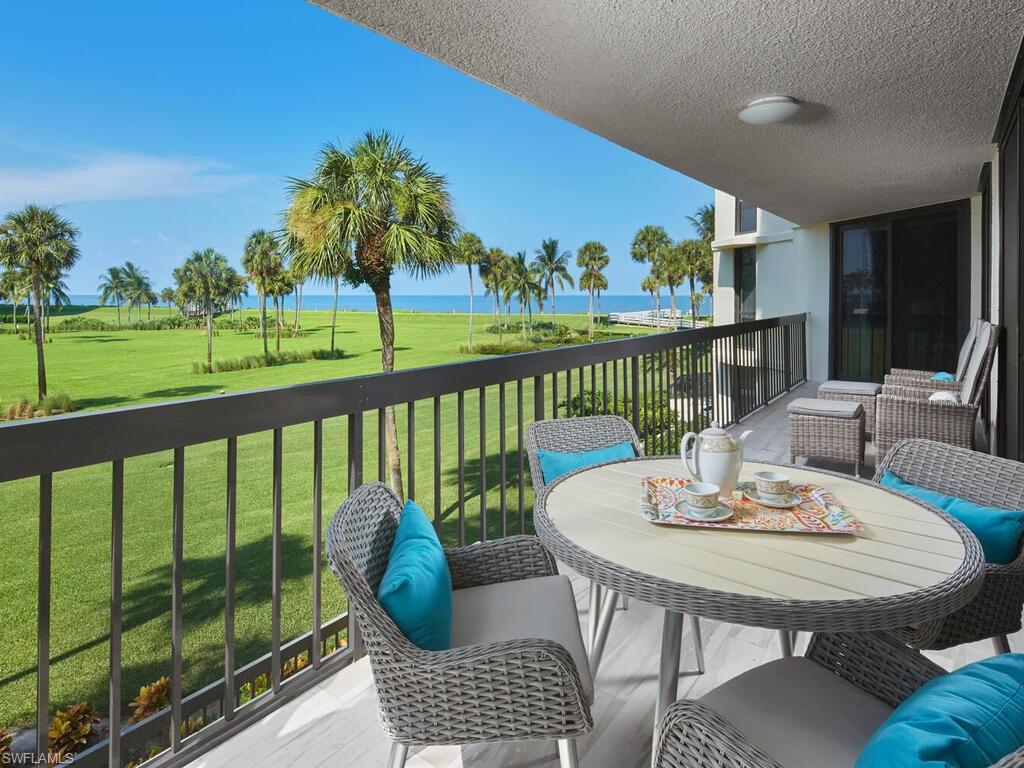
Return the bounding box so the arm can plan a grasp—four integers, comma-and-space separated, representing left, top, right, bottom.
0, 152, 255, 207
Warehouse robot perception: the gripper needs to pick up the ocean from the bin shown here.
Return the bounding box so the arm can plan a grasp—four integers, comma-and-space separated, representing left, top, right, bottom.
65, 293, 713, 316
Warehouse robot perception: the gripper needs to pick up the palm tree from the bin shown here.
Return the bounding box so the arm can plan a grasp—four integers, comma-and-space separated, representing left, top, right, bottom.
685, 203, 715, 319
242, 229, 284, 358
160, 287, 176, 315
641, 274, 660, 316
121, 261, 149, 323
480, 247, 511, 338
686, 203, 715, 245
576, 241, 609, 340
454, 232, 485, 351
98, 266, 127, 327
289, 263, 306, 333
40, 269, 70, 331
285, 188, 354, 353
505, 251, 543, 339
173, 248, 232, 367
2, 268, 28, 333
227, 273, 248, 323
631, 225, 671, 331
0, 205, 80, 399
531, 238, 574, 326
674, 239, 712, 322
660, 242, 687, 325
288, 131, 457, 499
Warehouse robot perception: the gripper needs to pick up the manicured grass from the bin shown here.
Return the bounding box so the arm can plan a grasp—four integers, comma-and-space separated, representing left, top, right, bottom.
0, 305, 650, 729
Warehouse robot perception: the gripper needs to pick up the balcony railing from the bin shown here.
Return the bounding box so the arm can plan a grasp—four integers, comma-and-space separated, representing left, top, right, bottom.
0, 313, 806, 768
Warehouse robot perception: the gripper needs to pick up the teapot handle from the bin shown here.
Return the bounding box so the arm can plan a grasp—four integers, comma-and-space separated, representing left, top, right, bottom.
681, 432, 700, 479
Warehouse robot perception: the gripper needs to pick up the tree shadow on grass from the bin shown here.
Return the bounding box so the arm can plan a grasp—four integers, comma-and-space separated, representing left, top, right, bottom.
67, 335, 128, 342
143, 385, 222, 399
74, 395, 132, 409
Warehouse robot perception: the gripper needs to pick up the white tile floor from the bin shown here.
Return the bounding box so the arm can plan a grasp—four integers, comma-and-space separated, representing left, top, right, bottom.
184, 382, 1013, 768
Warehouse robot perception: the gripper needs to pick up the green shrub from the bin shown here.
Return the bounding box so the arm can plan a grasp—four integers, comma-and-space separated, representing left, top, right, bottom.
49, 315, 258, 333
2, 393, 74, 420
48, 702, 100, 760
193, 348, 346, 374
462, 340, 541, 355
128, 676, 171, 724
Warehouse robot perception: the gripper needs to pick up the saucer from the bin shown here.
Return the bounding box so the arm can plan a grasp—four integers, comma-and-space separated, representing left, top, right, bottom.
675, 500, 733, 523
743, 488, 801, 509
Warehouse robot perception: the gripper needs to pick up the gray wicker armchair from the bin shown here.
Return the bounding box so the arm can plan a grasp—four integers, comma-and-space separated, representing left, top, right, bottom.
884, 317, 982, 388
875, 322, 1000, 458
875, 438, 1024, 653
526, 415, 705, 677
653, 631, 1024, 768
325, 482, 592, 768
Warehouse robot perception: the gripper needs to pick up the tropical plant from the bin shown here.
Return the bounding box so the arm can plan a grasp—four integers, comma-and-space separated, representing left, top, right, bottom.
48, 702, 100, 760
0, 205, 80, 399
97, 266, 127, 327
505, 251, 543, 339
674, 238, 712, 321
159, 287, 176, 315
242, 229, 284, 358
289, 262, 306, 333
1, 268, 28, 332
479, 247, 511, 340
641, 273, 661, 317
287, 131, 458, 498
284, 188, 354, 353
660, 241, 687, 323
531, 238, 574, 325
576, 240, 609, 340
173, 248, 233, 367
686, 202, 715, 245
453, 231, 485, 350
631, 225, 671, 331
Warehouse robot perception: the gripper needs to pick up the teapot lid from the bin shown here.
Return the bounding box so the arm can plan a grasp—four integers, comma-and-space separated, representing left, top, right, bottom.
701, 421, 729, 436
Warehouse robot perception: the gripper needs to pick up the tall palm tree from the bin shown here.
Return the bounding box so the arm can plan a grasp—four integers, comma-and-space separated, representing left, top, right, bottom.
685, 203, 715, 318
454, 231, 485, 351
121, 261, 150, 323
660, 242, 687, 324
674, 239, 712, 322
288, 131, 457, 499
631, 225, 671, 331
0, 205, 80, 399
286, 188, 354, 353
479, 247, 510, 341
686, 203, 715, 245
641, 274, 660, 316
576, 241, 608, 340
531, 238, 574, 326
505, 251, 542, 339
173, 248, 232, 367
2, 268, 28, 333
242, 229, 283, 358
160, 287, 176, 315
98, 266, 127, 327
227, 273, 248, 323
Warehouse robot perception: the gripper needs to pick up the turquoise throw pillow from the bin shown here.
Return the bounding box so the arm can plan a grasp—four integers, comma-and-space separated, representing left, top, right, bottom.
855, 654, 1024, 768
931, 371, 956, 382
880, 469, 1024, 564
377, 499, 452, 650
537, 440, 636, 484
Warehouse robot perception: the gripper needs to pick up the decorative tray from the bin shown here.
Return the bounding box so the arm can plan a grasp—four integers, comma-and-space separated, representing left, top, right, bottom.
640, 476, 864, 535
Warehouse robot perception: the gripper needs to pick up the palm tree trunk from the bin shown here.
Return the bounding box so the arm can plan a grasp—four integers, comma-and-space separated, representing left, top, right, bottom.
588, 288, 594, 341
467, 264, 474, 351
31, 273, 47, 400
550, 280, 556, 326
274, 296, 281, 352
655, 290, 662, 333
520, 301, 526, 339
116, 300, 121, 328
205, 300, 214, 366
330, 276, 339, 352
295, 283, 303, 333
669, 286, 676, 329
259, 292, 269, 358
371, 281, 405, 500
689, 275, 698, 323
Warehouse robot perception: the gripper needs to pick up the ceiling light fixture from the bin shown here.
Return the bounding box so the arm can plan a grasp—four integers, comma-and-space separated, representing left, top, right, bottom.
738, 96, 801, 125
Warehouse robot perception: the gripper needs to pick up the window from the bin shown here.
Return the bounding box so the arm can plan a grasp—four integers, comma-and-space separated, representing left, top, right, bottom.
736, 199, 757, 234
734, 247, 756, 322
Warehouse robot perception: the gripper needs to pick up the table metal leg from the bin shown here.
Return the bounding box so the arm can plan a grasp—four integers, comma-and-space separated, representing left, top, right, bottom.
689, 615, 705, 674
651, 610, 684, 767
778, 629, 794, 657
588, 582, 603, 653
589, 590, 619, 676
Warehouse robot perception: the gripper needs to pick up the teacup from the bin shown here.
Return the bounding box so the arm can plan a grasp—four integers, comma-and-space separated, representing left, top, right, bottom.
754, 471, 791, 503
684, 482, 721, 516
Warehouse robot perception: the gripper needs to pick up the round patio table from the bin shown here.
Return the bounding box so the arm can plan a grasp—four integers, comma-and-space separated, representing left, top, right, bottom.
535, 457, 985, 760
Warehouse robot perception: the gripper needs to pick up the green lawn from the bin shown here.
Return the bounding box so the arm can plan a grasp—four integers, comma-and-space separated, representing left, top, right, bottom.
0, 305, 650, 729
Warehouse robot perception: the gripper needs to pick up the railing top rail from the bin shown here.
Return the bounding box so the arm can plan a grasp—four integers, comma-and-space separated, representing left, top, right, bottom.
0, 314, 806, 482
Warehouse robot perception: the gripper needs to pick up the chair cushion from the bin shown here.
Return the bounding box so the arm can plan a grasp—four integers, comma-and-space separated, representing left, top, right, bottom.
786, 397, 864, 419
931, 371, 956, 382
880, 470, 1024, 564
960, 321, 993, 405
929, 390, 960, 403
819, 380, 883, 396
955, 317, 983, 382
377, 500, 452, 651
537, 440, 636, 484
855, 654, 1024, 768
701, 657, 892, 768
451, 574, 593, 703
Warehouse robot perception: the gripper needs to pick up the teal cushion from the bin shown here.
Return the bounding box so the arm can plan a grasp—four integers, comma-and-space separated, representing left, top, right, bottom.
855, 654, 1024, 768
537, 440, 636, 484
880, 470, 1024, 565
932, 371, 956, 382
377, 499, 452, 650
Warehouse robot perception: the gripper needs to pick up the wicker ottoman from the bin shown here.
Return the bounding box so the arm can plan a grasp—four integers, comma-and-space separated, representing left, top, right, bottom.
787, 398, 865, 475
817, 380, 882, 435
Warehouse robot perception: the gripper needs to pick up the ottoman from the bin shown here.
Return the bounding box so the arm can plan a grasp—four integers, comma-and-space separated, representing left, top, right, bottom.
817, 380, 882, 435
787, 398, 865, 475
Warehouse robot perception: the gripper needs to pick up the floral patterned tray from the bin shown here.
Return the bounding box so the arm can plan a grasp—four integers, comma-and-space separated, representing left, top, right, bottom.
641, 476, 864, 535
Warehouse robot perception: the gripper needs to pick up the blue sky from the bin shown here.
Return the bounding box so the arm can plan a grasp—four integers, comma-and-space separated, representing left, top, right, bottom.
1, 0, 712, 295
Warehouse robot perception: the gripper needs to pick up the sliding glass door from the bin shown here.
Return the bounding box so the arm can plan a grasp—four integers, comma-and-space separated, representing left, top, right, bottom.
835, 225, 888, 381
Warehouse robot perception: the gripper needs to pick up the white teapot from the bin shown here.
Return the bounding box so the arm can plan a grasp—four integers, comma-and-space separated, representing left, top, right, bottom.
681, 423, 753, 498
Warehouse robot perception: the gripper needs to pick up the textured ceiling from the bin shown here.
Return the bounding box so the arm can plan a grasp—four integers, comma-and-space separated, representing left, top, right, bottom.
312, 0, 1024, 225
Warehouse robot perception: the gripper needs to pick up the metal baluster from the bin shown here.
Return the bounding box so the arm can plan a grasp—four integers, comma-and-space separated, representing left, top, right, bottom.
171, 448, 184, 751
518, 379, 526, 534
407, 402, 415, 500
377, 408, 385, 482
630, 356, 641, 438
602, 362, 608, 414
552, 370, 559, 419
225, 438, 237, 718
433, 396, 442, 533
479, 386, 487, 542
457, 391, 465, 546
534, 375, 545, 421
613, 359, 619, 415
272, 428, 283, 693
348, 412, 363, 492
565, 368, 571, 417
578, 366, 584, 416
109, 462, 124, 766
499, 383, 507, 538
36, 473, 51, 759
312, 423, 322, 671
641, 354, 649, 447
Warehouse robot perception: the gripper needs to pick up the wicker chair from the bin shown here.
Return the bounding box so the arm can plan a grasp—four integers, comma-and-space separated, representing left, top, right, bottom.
885, 317, 982, 388
874, 438, 1024, 654
526, 415, 705, 676
653, 631, 1024, 768
874, 322, 1000, 458
325, 482, 592, 768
